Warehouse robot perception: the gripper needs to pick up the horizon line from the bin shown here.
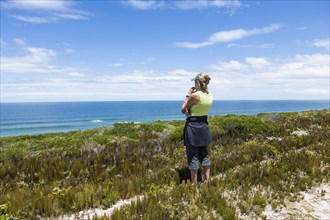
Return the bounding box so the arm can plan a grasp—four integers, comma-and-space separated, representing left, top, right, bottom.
1, 99, 329, 104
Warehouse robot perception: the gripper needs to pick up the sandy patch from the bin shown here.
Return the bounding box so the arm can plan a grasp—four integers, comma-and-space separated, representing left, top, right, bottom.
55, 195, 144, 220
263, 183, 330, 220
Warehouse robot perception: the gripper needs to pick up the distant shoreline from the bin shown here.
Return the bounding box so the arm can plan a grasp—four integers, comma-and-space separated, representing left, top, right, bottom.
1, 100, 329, 137
1, 109, 329, 139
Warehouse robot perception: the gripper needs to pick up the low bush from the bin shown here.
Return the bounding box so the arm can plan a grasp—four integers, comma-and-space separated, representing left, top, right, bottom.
0, 109, 329, 219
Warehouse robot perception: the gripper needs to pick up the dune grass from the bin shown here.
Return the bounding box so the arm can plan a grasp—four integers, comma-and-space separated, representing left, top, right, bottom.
0, 109, 329, 219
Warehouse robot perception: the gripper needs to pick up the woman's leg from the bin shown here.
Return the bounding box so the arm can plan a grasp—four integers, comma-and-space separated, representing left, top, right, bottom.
199, 146, 210, 182
202, 165, 210, 182
190, 169, 198, 184
186, 145, 199, 184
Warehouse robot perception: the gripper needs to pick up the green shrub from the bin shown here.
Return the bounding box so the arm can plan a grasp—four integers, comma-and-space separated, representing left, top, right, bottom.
210, 114, 280, 138
0, 109, 329, 219
0, 204, 9, 220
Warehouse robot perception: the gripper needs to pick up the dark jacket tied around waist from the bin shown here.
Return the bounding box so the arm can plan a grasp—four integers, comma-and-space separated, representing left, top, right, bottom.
184, 116, 212, 147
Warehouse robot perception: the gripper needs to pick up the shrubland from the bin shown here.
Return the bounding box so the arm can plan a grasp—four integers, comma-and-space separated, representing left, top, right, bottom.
0, 110, 329, 219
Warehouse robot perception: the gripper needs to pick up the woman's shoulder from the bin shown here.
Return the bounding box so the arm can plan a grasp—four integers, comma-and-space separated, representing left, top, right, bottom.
200, 91, 212, 97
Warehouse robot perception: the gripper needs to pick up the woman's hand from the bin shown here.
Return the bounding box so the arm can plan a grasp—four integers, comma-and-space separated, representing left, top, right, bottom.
187, 87, 196, 96
182, 87, 199, 115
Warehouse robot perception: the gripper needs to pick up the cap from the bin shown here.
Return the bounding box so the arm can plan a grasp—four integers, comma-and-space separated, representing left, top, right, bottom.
191, 73, 203, 82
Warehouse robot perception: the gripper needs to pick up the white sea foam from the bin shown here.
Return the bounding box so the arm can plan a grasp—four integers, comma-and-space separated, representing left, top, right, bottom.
116, 121, 141, 124
91, 119, 103, 123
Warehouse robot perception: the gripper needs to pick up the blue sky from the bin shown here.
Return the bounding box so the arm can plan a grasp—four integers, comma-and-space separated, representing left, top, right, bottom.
1, 0, 329, 102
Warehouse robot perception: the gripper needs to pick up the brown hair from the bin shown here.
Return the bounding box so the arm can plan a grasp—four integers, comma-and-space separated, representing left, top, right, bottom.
196, 72, 211, 92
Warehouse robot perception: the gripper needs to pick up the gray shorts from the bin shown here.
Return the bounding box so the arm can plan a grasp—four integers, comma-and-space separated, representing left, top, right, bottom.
186, 145, 211, 170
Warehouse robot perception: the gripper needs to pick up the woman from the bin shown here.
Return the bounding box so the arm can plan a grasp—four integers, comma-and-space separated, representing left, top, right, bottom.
181, 73, 213, 184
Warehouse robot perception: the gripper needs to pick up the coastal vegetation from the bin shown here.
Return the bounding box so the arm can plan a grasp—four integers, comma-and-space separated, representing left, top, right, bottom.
0, 109, 329, 219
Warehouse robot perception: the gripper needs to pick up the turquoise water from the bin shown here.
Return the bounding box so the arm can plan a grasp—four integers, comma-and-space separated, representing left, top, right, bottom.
1, 100, 329, 137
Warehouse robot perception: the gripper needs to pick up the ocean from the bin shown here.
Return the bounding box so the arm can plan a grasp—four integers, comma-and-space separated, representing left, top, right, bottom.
0, 100, 329, 137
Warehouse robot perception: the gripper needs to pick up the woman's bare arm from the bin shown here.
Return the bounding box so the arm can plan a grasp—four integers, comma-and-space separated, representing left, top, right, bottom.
181, 93, 199, 114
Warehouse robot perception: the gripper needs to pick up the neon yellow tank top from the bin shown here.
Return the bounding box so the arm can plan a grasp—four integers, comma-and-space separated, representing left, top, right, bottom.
190, 91, 213, 116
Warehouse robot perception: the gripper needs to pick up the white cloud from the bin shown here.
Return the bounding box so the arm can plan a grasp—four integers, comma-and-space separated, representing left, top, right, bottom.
173, 41, 213, 49
174, 24, 282, 48
96, 69, 189, 85
294, 53, 329, 66
124, 0, 242, 12
296, 38, 330, 52
296, 26, 309, 31
64, 48, 75, 54
125, 0, 164, 10
209, 29, 247, 42
112, 63, 123, 67
227, 43, 278, 49
312, 38, 330, 51
209, 0, 242, 8
211, 54, 329, 80
1, 47, 56, 73
210, 24, 281, 42
208, 53, 329, 99
2, 0, 91, 23
13, 38, 27, 46
54, 12, 90, 20
1, 0, 72, 11
10, 15, 58, 24
209, 60, 247, 72
276, 54, 330, 79
1, 42, 82, 74
174, 0, 241, 10
285, 88, 328, 95
227, 43, 242, 48
2, 49, 328, 101
168, 69, 194, 76
245, 57, 271, 69
259, 44, 278, 49
2, 52, 329, 102
1, 68, 196, 102
66, 72, 84, 77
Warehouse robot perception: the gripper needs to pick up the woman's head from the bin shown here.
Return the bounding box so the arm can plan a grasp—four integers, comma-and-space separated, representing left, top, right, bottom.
192, 73, 211, 92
